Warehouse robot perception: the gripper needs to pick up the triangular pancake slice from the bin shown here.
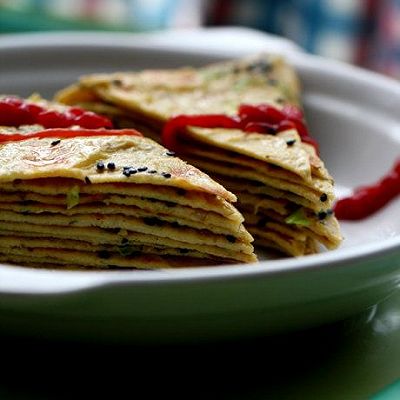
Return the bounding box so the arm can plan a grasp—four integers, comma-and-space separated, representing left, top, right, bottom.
56, 53, 342, 256
0, 103, 256, 269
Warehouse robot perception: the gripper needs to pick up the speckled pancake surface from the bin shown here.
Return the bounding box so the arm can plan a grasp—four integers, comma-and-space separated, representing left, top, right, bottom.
56, 53, 342, 256
0, 118, 256, 269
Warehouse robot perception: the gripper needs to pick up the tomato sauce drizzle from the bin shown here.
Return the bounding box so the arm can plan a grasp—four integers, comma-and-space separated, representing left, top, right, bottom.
0, 96, 113, 129
0, 97, 143, 143
2, 96, 396, 221
334, 159, 400, 220
161, 103, 319, 154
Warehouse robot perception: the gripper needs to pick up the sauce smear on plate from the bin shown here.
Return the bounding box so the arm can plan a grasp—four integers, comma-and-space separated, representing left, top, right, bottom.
334, 159, 400, 220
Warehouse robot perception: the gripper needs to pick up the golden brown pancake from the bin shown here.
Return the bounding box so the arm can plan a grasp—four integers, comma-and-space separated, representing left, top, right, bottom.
0, 113, 256, 269
56, 54, 342, 256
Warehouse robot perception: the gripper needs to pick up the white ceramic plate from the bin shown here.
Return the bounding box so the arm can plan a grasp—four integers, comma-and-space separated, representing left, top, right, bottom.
0, 33, 400, 343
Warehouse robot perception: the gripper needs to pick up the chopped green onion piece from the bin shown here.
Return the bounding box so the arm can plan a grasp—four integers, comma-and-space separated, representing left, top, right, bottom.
285, 208, 311, 227
66, 186, 80, 209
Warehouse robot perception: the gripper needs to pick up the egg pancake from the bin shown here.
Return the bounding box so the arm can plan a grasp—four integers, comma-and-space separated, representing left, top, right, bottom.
0, 118, 256, 269
56, 54, 342, 256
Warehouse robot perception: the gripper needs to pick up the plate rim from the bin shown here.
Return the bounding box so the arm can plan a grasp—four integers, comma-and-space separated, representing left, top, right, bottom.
1, 32, 400, 293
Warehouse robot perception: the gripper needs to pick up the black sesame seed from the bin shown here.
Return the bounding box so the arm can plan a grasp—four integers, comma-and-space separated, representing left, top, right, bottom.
138, 167, 148, 172
226, 235, 236, 243
317, 211, 327, 220
107, 162, 116, 170
112, 79, 123, 86
320, 193, 328, 202
171, 221, 180, 228
286, 139, 296, 146
96, 161, 105, 171
148, 169, 157, 174
121, 238, 129, 245
275, 97, 285, 104
179, 248, 190, 254
161, 172, 171, 179
166, 151, 176, 157
122, 166, 137, 175
84, 176, 91, 184
51, 139, 61, 146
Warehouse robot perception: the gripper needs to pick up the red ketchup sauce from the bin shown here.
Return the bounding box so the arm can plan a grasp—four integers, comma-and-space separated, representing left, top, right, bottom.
0, 97, 143, 143
334, 159, 400, 220
161, 103, 319, 154
0, 96, 113, 129
0, 128, 143, 144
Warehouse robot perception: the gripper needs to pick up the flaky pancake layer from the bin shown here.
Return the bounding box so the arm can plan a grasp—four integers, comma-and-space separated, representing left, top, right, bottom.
53, 54, 343, 257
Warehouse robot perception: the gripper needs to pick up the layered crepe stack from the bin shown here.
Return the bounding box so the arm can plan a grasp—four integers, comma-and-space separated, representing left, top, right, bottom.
0, 122, 256, 269
56, 54, 342, 256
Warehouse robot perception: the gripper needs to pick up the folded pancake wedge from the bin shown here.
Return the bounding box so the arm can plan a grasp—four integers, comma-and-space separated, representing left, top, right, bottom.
0, 121, 256, 269
56, 53, 342, 256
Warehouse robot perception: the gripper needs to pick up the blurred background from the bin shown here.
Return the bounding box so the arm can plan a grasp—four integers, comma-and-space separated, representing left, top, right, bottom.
0, 0, 399, 78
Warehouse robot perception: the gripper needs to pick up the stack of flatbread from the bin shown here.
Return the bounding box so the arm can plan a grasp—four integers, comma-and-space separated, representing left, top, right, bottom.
0, 120, 256, 269
56, 54, 342, 256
